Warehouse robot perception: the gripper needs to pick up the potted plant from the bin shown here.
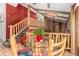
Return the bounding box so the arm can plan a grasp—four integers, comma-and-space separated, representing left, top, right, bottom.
33, 28, 44, 43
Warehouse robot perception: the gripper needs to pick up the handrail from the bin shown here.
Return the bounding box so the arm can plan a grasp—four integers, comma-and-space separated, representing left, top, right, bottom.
53, 41, 64, 47
48, 36, 66, 56
28, 32, 70, 56
10, 32, 70, 56
28, 32, 71, 50
44, 32, 71, 35
10, 35, 18, 56
10, 18, 28, 37
44, 32, 71, 50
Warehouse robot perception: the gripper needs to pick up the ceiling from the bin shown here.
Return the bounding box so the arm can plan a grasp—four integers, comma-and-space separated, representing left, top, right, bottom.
28, 3, 74, 23
29, 3, 74, 12
8, 3, 74, 23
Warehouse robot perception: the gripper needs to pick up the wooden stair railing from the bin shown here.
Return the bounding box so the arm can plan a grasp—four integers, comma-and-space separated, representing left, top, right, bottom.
10, 18, 28, 37
9, 18, 28, 56
29, 32, 70, 56
29, 32, 71, 51
48, 37, 66, 56
44, 33, 71, 50
10, 32, 70, 56
10, 35, 18, 56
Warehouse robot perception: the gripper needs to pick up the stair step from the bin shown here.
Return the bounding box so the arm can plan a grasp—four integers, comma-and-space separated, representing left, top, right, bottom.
16, 27, 28, 43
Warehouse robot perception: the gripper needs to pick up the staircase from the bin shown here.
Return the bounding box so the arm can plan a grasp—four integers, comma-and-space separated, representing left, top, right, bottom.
16, 27, 28, 43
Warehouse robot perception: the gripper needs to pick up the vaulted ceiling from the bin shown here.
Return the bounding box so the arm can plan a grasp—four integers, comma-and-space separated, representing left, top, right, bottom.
29, 3, 73, 12
27, 3, 74, 23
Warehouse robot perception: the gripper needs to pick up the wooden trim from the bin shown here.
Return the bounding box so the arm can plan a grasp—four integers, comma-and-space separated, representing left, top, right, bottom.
10, 35, 18, 56
48, 39, 53, 56
70, 5, 76, 54
53, 41, 64, 47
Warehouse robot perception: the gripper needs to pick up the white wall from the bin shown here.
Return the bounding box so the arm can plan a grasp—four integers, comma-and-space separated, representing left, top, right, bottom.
0, 3, 6, 41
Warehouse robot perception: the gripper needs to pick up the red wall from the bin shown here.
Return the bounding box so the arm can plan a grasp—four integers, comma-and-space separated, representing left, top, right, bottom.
6, 4, 28, 38
16, 4, 28, 21
6, 4, 16, 38
6, 3, 37, 39
30, 10, 37, 19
